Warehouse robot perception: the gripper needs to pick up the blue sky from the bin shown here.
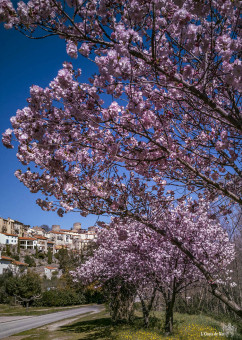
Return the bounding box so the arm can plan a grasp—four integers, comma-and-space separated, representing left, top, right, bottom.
0, 25, 108, 230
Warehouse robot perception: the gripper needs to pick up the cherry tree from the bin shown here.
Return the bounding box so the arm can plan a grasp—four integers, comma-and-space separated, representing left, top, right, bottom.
1, 0, 242, 316
74, 205, 235, 333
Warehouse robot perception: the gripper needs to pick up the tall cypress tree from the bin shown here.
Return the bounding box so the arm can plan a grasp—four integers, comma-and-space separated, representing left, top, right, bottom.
47, 248, 52, 264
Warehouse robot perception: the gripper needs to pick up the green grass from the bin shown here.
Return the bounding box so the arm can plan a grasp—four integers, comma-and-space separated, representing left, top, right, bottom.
16, 329, 52, 340
0, 303, 89, 317
13, 309, 242, 340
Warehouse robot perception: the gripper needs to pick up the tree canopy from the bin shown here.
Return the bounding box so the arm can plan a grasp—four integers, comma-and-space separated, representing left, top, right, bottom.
75, 209, 235, 331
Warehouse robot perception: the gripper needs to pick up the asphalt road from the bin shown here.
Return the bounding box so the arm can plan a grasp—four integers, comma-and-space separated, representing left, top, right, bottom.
0, 305, 103, 339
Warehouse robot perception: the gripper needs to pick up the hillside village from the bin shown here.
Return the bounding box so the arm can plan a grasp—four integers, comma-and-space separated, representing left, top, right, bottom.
0, 216, 98, 278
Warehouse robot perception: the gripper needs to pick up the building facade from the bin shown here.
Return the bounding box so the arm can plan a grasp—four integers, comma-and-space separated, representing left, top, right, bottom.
0, 251, 28, 275
0, 233, 18, 245
0, 217, 28, 236
19, 237, 37, 250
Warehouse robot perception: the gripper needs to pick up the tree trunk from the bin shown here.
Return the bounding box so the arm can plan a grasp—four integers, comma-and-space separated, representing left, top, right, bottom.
163, 282, 177, 335
140, 297, 150, 328
110, 295, 134, 322
165, 299, 175, 334
139, 287, 157, 328
108, 282, 135, 323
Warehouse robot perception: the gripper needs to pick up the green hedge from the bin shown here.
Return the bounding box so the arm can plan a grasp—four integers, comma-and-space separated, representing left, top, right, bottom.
37, 288, 86, 307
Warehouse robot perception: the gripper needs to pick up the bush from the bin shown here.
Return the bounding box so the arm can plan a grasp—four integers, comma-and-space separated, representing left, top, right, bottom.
5, 244, 11, 257
0, 270, 14, 304
0, 271, 42, 306
37, 288, 85, 307
12, 254, 20, 261
38, 252, 45, 259
84, 283, 106, 304
24, 255, 36, 267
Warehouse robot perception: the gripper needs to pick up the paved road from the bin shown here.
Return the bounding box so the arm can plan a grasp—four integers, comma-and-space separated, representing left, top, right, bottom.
0, 305, 103, 339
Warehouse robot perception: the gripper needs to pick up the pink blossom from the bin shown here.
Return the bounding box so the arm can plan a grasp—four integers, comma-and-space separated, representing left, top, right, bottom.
66, 40, 78, 59
2, 128, 13, 149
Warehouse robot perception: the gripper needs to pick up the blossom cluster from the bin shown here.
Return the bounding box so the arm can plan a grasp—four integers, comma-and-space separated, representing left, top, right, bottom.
73, 199, 235, 294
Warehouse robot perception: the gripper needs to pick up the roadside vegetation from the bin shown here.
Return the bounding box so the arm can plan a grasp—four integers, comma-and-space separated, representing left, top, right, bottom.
0, 303, 91, 317
14, 308, 241, 340
0, 246, 104, 309
0, 269, 104, 309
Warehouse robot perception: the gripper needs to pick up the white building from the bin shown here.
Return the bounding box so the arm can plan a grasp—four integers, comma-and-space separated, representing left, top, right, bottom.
31, 226, 46, 236
0, 233, 18, 245
0, 253, 14, 274
34, 235, 48, 252
44, 266, 59, 279
19, 237, 37, 250
0, 251, 28, 275
47, 231, 72, 248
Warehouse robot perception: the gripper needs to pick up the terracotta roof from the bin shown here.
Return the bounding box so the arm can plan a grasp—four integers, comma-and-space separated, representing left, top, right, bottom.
47, 241, 54, 244
1, 256, 14, 262
49, 231, 65, 235
45, 266, 58, 270
34, 235, 48, 240
55, 245, 67, 249
19, 237, 36, 241
14, 261, 28, 266
0, 255, 29, 266
2, 233, 18, 237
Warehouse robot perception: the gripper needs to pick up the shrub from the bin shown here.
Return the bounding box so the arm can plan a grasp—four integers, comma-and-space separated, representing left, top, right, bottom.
0, 270, 14, 304
84, 283, 105, 304
1, 271, 42, 307
12, 254, 20, 261
24, 255, 36, 267
37, 288, 85, 307
38, 252, 45, 259
5, 244, 11, 257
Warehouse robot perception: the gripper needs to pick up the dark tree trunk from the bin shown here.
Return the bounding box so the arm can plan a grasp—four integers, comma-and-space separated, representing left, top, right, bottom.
162, 280, 177, 335
140, 297, 151, 328
165, 299, 175, 334
139, 287, 157, 328
107, 279, 136, 323
110, 294, 134, 322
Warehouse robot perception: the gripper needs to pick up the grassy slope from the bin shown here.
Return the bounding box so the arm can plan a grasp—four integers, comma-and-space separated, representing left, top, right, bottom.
14, 309, 242, 340
0, 303, 88, 317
